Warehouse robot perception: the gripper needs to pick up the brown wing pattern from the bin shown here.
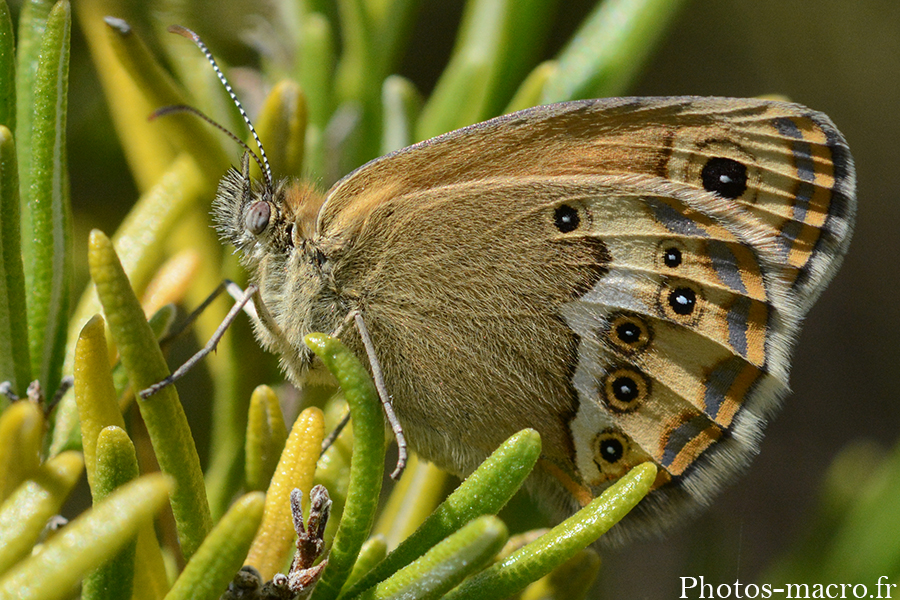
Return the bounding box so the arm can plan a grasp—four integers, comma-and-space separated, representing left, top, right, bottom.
319, 97, 855, 535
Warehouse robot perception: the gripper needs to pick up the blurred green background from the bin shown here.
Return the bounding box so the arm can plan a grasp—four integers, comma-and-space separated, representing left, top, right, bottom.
19, 0, 899, 597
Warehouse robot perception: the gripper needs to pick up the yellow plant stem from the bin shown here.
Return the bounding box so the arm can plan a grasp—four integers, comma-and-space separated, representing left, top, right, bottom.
246, 405, 325, 580
0, 473, 173, 600
0, 400, 44, 502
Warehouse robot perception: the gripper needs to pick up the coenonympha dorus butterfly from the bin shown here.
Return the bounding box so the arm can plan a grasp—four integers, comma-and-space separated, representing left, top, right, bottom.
152, 25, 856, 541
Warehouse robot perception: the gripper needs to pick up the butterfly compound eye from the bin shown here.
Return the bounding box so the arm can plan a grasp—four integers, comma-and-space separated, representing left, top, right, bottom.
246, 201, 271, 235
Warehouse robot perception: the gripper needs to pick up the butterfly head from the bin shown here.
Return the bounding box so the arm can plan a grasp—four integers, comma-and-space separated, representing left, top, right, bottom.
212, 150, 339, 386
154, 26, 324, 271
212, 154, 323, 265
213, 150, 328, 259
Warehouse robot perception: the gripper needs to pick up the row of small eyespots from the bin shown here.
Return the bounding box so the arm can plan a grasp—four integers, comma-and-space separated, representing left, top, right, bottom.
584, 153, 761, 475
551, 200, 714, 473
594, 243, 703, 471
553, 200, 641, 472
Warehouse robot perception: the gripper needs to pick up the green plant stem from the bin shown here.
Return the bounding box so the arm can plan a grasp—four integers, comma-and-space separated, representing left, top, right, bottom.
542, 0, 688, 102
51, 154, 212, 455
73, 314, 125, 489
163, 493, 266, 600
82, 426, 140, 600
13, 0, 55, 188
0, 2, 15, 130
0, 473, 173, 600
0, 451, 83, 575
0, 127, 30, 398
0, 400, 44, 502
342, 428, 541, 598
305, 333, 386, 600
444, 462, 657, 600
244, 384, 289, 492
344, 536, 388, 591
355, 516, 508, 600
88, 229, 211, 560
20, 0, 72, 396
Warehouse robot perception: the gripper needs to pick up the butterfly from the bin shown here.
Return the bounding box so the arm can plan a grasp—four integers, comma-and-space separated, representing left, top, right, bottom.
134, 23, 856, 542
205, 88, 856, 541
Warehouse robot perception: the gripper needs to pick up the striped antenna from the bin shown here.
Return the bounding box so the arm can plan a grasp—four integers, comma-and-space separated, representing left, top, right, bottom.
168, 24, 273, 190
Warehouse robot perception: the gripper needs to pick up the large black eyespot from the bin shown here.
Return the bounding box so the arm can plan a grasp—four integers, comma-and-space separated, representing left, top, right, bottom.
616, 322, 641, 345
595, 434, 625, 464
701, 157, 748, 199
554, 204, 580, 233
668, 287, 697, 316
612, 376, 638, 401
246, 201, 271, 235
603, 367, 650, 412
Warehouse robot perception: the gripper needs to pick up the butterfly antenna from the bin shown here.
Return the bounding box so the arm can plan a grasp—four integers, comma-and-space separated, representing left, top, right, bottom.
150, 104, 264, 171
167, 24, 273, 190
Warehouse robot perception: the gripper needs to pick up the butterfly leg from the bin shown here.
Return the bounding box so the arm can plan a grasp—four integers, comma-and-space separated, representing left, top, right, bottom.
139, 282, 259, 398
152, 280, 246, 348
319, 410, 350, 455
342, 310, 408, 480
47, 377, 74, 412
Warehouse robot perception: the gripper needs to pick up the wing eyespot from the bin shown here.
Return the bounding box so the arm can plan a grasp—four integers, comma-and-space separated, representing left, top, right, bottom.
554, 204, 580, 233
663, 245, 682, 268
666, 136, 759, 203
607, 314, 652, 353
669, 287, 697, 315
700, 156, 748, 199
657, 239, 689, 272
658, 280, 704, 323
603, 367, 651, 412
594, 431, 627, 465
